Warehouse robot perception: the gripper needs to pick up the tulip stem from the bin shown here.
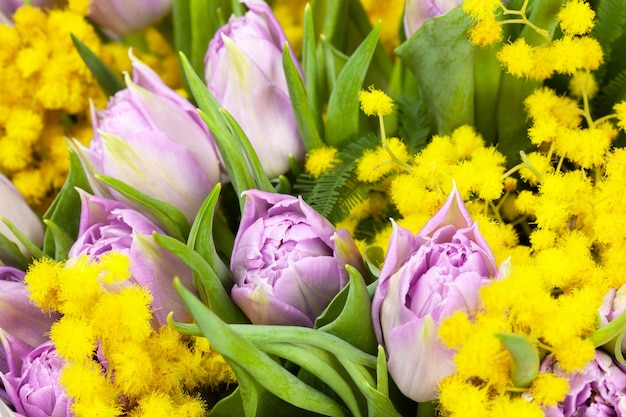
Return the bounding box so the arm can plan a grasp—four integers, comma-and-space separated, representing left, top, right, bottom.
416, 401, 437, 417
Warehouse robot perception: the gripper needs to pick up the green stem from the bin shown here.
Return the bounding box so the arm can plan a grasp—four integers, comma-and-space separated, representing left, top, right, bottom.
416, 401, 437, 417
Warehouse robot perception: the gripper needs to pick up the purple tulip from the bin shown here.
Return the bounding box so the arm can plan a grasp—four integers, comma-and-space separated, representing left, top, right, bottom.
371, 187, 498, 402
230, 190, 364, 327
1, 341, 70, 417
79, 57, 222, 223
204, 0, 304, 178
0, 267, 57, 379
88, 0, 171, 35
0, 174, 43, 257
0, 0, 56, 17
68, 190, 197, 326
404, 0, 463, 37
542, 350, 626, 417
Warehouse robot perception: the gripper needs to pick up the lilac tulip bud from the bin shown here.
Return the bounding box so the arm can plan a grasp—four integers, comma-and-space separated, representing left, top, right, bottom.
542, 350, 626, 417
88, 0, 171, 35
230, 190, 365, 327
0, 174, 43, 258
0, 267, 57, 378
372, 187, 498, 402
404, 0, 463, 38
68, 191, 197, 326
0, 0, 57, 17
80, 57, 222, 223
204, 0, 304, 178
1, 341, 70, 417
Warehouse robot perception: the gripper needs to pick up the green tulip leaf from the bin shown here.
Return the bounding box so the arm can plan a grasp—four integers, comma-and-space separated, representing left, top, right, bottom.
315, 265, 377, 355
261, 342, 364, 417
590, 306, 626, 347
0, 217, 44, 260
187, 184, 232, 288
395, 7, 474, 136
96, 174, 189, 242
472, 44, 502, 145
70, 34, 124, 98
155, 233, 248, 324
180, 52, 260, 209
337, 357, 403, 417
302, 3, 324, 137
376, 345, 388, 396
218, 108, 274, 192
363, 245, 384, 278
43, 146, 91, 260
0, 233, 29, 270
42, 220, 74, 261
173, 278, 350, 417
495, 333, 539, 388
283, 44, 324, 151
325, 22, 381, 146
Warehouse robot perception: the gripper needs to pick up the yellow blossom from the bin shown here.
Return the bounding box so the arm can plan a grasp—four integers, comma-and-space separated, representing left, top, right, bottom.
558, 0, 595, 36
497, 38, 534, 78
614, 101, 626, 132
530, 373, 570, 407
359, 86, 394, 117
468, 17, 503, 47
569, 70, 598, 99
305, 146, 340, 179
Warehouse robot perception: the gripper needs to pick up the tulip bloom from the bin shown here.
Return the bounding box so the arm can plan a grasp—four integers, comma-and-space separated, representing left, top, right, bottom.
204, 0, 304, 178
542, 351, 626, 417
80, 57, 221, 223
88, 0, 171, 35
372, 187, 498, 402
68, 191, 197, 326
1, 341, 70, 417
230, 190, 364, 327
0, 0, 57, 17
404, 0, 463, 37
0, 267, 57, 378
0, 174, 43, 257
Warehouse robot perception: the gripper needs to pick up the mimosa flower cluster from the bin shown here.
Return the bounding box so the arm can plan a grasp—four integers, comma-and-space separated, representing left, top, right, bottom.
2, 1, 626, 417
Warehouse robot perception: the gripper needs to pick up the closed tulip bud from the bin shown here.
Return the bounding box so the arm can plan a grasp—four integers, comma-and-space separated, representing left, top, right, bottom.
89, 0, 171, 35
404, 0, 463, 37
81, 57, 222, 223
0, 174, 43, 258
68, 191, 197, 326
230, 190, 365, 327
204, 0, 304, 178
372, 186, 497, 402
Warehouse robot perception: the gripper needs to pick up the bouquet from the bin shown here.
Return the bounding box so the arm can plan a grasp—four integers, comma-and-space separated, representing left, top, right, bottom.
1, 0, 626, 416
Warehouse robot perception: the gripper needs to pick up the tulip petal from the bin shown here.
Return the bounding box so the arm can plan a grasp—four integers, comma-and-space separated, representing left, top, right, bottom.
98, 132, 214, 222
231, 284, 314, 327
0, 175, 43, 257
386, 316, 455, 402
130, 233, 196, 326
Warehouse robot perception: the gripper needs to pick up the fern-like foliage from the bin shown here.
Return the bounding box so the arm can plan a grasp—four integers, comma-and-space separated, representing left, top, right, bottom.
295, 134, 379, 223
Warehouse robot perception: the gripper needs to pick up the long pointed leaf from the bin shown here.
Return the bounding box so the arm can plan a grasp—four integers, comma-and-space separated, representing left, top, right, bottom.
187, 184, 231, 287
325, 23, 381, 146
173, 279, 349, 417
155, 233, 247, 324
218, 108, 274, 192
283, 45, 324, 151
43, 146, 91, 259
179, 53, 257, 209
96, 175, 189, 241
70, 34, 124, 98
0, 217, 44, 260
